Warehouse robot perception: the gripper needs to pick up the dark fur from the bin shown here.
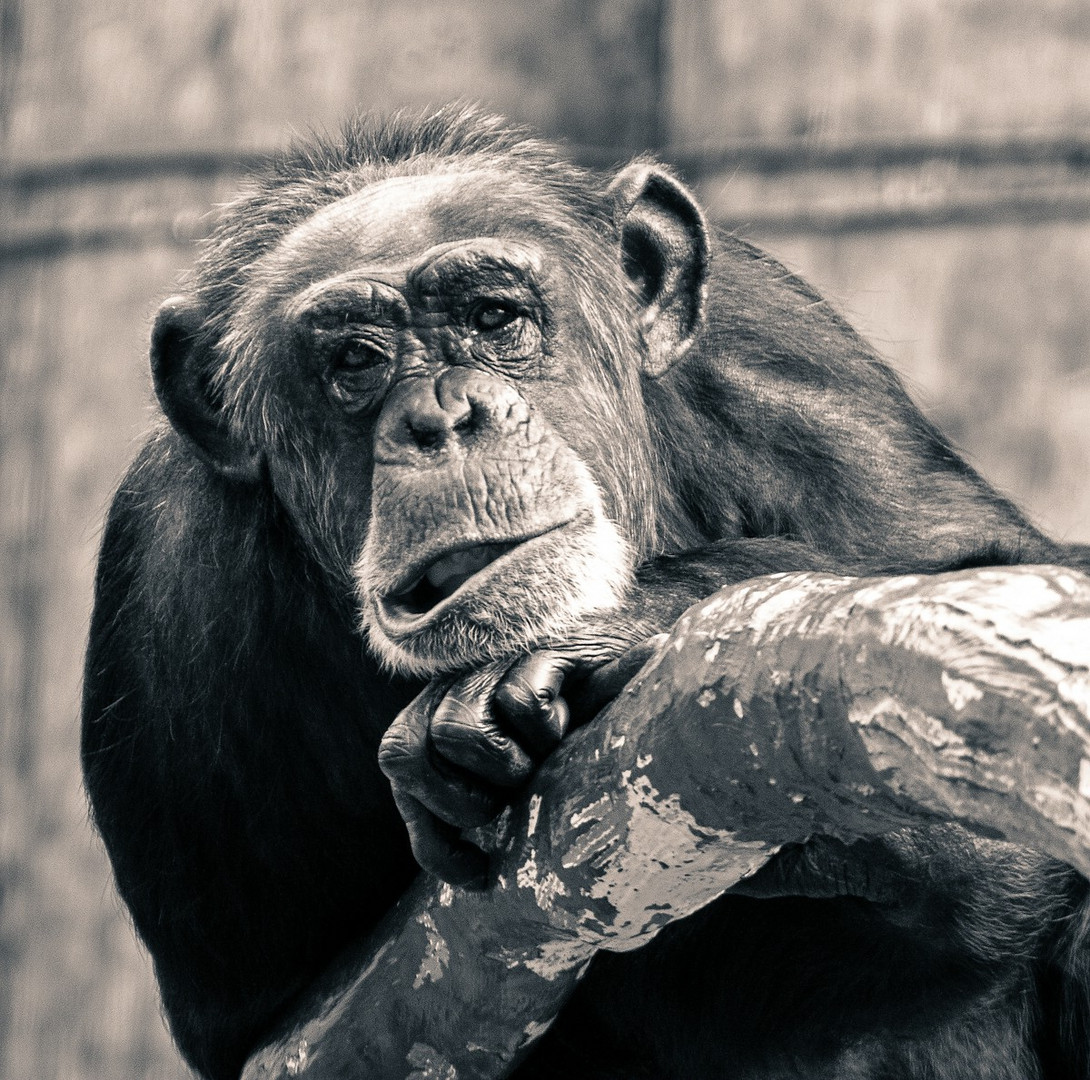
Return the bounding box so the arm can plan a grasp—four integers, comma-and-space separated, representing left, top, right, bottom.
82, 107, 1090, 1080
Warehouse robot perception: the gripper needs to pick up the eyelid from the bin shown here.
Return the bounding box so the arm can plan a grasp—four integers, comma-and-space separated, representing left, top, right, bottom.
334, 334, 389, 360
333, 342, 390, 374
415, 278, 537, 323
307, 321, 394, 353
468, 297, 524, 328
338, 324, 391, 348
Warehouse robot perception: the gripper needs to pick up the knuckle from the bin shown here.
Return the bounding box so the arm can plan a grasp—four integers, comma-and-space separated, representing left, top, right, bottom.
457, 661, 508, 700
431, 714, 505, 756
438, 738, 528, 789
495, 671, 547, 715
377, 729, 420, 775
411, 759, 502, 825
430, 696, 485, 739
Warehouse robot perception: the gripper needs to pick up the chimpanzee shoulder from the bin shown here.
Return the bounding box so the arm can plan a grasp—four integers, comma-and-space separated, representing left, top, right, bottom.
83, 430, 421, 1079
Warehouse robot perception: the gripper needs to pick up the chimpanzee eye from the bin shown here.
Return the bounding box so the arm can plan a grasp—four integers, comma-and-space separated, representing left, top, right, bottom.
332, 339, 387, 371
463, 298, 541, 365
468, 300, 520, 333
325, 336, 392, 414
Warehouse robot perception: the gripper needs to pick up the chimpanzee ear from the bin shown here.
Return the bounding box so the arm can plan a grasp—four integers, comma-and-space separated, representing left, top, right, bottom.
151, 297, 263, 483
609, 163, 709, 378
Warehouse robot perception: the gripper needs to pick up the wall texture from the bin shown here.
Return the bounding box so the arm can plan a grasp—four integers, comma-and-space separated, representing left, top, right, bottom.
1, 3, 1088, 1078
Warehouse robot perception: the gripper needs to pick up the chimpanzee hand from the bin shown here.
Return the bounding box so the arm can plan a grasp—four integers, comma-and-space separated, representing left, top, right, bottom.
377, 641, 663, 886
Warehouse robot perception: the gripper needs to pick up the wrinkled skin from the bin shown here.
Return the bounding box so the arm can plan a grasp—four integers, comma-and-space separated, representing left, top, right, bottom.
82, 110, 1090, 1080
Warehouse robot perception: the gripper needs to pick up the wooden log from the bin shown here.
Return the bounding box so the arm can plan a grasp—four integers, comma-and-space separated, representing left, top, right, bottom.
244, 565, 1090, 1080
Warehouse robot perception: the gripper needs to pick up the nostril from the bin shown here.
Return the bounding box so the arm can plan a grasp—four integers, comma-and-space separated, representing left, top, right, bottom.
410, 423, 444, 451
452, 401, 482, 437
374, 372, 506, 465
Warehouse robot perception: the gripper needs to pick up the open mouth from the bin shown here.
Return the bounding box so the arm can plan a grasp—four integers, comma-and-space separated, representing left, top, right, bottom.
389, 540, 521, 616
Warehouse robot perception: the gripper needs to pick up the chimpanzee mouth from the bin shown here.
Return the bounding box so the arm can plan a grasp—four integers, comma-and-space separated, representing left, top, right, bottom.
387, 540, 523, 617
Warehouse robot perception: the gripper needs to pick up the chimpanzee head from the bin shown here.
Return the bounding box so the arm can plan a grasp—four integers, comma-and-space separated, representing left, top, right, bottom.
149, 108, 709, 675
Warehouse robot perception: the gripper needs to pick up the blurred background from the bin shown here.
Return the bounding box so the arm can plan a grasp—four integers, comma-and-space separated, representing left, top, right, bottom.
1, 1, 1089, 1077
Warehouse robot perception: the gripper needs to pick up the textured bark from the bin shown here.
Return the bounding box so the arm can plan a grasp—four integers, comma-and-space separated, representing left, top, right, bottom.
244, 565, 1090, 1080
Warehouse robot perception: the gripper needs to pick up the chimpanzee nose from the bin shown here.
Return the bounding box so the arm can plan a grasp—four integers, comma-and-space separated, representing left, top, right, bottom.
374, 368, 509, 464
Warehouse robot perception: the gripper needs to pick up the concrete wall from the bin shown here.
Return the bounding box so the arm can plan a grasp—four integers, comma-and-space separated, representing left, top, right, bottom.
1, 3, 1087, 1076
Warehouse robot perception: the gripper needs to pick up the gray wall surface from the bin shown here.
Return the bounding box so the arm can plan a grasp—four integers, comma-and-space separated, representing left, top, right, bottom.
1, 3, 1088, 1076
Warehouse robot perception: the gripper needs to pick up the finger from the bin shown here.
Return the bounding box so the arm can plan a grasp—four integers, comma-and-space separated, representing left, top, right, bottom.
389, 786, 489, 889
429, 690, 535, 787
569, 634, 668, 725
492, 651, 573, 757
379, 684, 502, 828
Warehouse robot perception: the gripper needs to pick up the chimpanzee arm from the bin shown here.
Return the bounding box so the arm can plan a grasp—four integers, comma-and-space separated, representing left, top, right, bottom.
379, 530, 1090, 884
81, 434, 420, 1080
377, 535, 850, 882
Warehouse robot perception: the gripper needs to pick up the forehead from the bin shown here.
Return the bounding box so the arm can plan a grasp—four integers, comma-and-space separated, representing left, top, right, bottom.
272, 168, 565, 278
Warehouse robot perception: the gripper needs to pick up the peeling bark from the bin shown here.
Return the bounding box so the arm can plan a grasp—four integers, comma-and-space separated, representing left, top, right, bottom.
244, 565, 1090, 1080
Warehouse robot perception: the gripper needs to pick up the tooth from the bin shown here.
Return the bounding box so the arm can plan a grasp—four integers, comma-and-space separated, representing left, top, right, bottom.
425, 547, 494, 589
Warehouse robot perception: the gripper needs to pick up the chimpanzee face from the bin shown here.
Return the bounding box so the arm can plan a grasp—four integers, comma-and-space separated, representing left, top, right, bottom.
150, 162, 708, 675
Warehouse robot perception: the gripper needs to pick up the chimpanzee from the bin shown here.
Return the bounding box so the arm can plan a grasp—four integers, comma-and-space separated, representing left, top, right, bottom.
82, 106, 1090, 1080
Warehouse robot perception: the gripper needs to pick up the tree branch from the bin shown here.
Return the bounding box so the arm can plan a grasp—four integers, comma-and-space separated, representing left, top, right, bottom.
244, 565, 1090, 1080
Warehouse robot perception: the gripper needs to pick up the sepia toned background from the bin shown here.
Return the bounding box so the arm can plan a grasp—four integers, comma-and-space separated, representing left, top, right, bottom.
2, 2, 1089, 1077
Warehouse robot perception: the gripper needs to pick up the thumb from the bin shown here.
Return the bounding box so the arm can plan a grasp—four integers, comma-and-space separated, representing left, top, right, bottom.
569, 634, 669, 725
